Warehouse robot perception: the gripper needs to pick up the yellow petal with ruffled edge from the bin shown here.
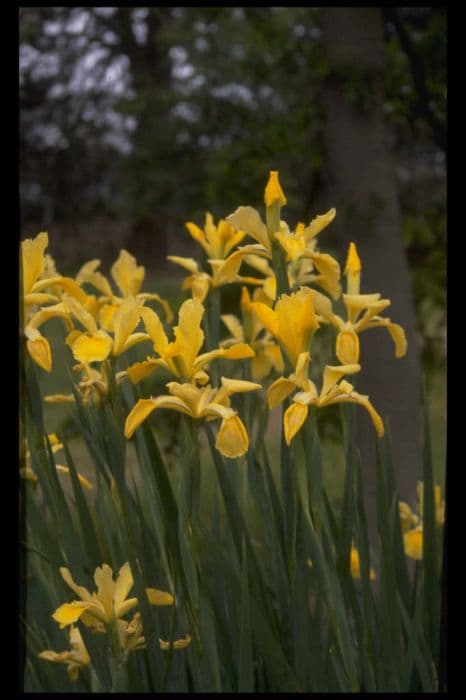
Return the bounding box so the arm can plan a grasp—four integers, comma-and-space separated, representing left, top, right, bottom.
111, 249, 145, 297
303, 208, 336, 241
71, 331, 112, 364
125, 358, 165, 384
226, 206, 271, 253
284, 402, 309, 445
403, 528, 423, 560
21, 231, 48, 295
172, 298, 205, 375
267, 377, 297, 409
336, 329, 360, 364
27, 336, 52, 372
146, 588, 174, 606
52, 602, 90, 628
216, 414, 249, 458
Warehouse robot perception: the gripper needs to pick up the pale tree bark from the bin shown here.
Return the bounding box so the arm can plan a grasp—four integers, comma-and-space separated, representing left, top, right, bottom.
319, 8, 422, 538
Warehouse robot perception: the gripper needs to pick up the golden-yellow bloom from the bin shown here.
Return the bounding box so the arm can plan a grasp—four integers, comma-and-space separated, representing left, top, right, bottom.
403, 527, 423, 560
220, 286, 284, 380
121, 298, 254, 385
167, 251, 264, 303
310, 244, 407, 364
267, 352, 383, 444
39, 626, 90, 681
251, 287, 319, 367
52, 563, 173, 629
185, 212, 246, 260
116, 612, 191, 654
125, 377, 261, 459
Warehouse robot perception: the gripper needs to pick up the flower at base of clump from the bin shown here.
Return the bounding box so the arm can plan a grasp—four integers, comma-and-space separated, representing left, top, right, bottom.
267, 352, 384, 445
52, 563, 174, 630
116, 612, 191, 654
20, 433, 93, 490
124, 377, 261, 459
221, 286, 283, 380
399, 481, 445, 560
39, 626, 90, 681
310, 242, 407, 365
251, 287, 320, 368
349, 546, 376, 581
119, 297, 255, 385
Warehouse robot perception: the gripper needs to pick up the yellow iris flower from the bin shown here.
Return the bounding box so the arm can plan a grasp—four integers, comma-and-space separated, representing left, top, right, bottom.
116, 612, 191, 653
221, 286, 283, 380
250, 287, 319, 368
121, 297, 254, 385
185, 211, 246, 260
21, 232, 86, 371
226, 183, 341, 300
125, 377, 261, 459
61, 294, 151, 365
399, 481, 445, 560
311, 242, 407, 365
39, 626, 90, 681
52, 563, 173, 630
267, 352, 384, 445
167, 252, 264, 303
76, 249, 173, 330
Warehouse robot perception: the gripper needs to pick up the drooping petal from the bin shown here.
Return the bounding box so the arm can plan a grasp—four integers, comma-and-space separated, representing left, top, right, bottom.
146, 588, 174, 606
52, 602, 90, 628
320, 364, 361, 398
125, 358, 166, 384
386, 322, 408, 358
124, 399, 158, 438
216, 414, 249, 458
336, 329, 360, 364
284, 401, 309, 445
76, 259, 113, 297
62, 293, 98, 333
26, 336, 52, 372
71, 331, 112, 364
331, 390, 384, 437
267, 377, 297, 409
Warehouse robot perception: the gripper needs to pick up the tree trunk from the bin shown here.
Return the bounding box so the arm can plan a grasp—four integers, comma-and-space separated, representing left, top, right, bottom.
319, 8, 422, 538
